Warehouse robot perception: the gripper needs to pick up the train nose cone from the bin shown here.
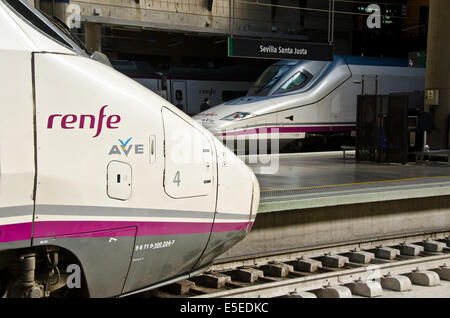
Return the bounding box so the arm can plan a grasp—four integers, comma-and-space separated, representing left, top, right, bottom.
213, 138, 260, 231
248, 172, 260, 232
192, 139, 260, 268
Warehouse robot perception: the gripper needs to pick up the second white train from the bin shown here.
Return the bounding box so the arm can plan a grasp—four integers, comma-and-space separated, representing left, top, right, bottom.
194, 56, 425, 151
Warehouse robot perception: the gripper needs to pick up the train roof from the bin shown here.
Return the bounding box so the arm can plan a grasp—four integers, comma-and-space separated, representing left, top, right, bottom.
272, 55, 410, 68
342, 55, 409, 67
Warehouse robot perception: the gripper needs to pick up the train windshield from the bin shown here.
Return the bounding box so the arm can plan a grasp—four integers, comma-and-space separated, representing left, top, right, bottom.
2, 0, 89, 56
273, 71, 312, 95
248, 60, 330, 96
248, 64, 293, 96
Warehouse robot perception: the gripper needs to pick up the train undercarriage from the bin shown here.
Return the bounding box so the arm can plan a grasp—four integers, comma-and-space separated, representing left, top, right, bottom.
0, 247, 86, 298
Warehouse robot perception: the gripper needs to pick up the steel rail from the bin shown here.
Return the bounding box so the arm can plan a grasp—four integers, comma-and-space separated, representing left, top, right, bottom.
191, 254, 450, 298
212, 231, 450, 270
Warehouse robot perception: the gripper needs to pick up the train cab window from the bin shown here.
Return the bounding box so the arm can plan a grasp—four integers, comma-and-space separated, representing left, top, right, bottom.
274, 71, 312, 95
248, 64, 293, 96
2, 0, 89, 56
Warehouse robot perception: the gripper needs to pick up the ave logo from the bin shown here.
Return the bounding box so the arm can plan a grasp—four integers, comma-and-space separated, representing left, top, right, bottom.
109, 138, 144, 156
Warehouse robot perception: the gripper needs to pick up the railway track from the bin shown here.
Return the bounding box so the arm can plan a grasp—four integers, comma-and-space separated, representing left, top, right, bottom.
146, 232, 450, 298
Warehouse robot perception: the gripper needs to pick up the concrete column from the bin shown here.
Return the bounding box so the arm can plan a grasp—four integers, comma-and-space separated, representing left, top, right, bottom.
85, 23, 102, 53
426, 0, 450, 148
38, 1, 66, 21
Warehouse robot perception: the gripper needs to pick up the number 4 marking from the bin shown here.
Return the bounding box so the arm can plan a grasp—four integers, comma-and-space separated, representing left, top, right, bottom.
173, 171, 181, 186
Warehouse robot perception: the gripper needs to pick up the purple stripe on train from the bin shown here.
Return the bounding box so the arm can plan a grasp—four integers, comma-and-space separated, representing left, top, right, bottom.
0, 220, 252, 243
0, 222, 33, 243
218, 125, 356, 137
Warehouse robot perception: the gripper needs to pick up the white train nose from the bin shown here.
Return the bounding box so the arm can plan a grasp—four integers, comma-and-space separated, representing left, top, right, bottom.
249, 172, 260, 231
214, 139, 259, 223
192, 139, 260, 268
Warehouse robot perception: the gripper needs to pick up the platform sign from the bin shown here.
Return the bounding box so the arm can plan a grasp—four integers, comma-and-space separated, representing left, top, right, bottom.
228, 37, 334, 61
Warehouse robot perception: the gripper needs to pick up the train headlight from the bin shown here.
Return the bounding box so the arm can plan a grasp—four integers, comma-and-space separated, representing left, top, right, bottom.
221, 112, 254, 121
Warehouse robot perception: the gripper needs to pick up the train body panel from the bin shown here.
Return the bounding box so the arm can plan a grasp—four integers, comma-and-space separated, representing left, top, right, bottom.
0, 0, 259, 298
111, 60, 260, 116
194, 56, 425, 150
0, 9, 36, 251
36, 227, 138, 297
115, 75, 253, 116
167, 79, 252, 115
31, 53, 219, 297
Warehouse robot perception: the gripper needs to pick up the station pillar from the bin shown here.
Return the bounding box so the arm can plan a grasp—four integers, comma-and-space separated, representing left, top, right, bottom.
426, 0, 450, 149
37, 0, 67, 22
85, 23, 102, 53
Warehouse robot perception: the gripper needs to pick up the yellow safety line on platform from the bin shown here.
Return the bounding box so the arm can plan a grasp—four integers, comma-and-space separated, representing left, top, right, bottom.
261, 175, 450, 193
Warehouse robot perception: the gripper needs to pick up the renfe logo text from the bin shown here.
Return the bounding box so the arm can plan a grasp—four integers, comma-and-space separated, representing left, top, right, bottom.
47, 105, 121, 138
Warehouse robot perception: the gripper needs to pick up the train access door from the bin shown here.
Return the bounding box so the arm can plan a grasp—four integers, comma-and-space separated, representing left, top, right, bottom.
162, 107, 215, 198
171, 81, 188, 113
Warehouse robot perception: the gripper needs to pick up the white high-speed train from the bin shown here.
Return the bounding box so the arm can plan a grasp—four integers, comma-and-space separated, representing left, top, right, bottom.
0, 0, 259, 298
194, 55, 425, 151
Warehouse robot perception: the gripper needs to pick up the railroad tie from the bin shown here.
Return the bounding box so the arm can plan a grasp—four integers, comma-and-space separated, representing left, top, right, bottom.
418, 240, 446, 253
444, 237, 450, 247
380, 275, 412, 292
259, 262, 293, 277
313, 286, 352, 298
289, 258, 322, 272
160, 280, 196, 295
347, 250, 375, 264
279, 291, 317, 298
229, 267, 264, 283
430, 266, 450, 281
319, 254, 349, 268
346, 280, 382, 298
375, 247, 400, 260
404, 270, 440, 286
190, 272, 231, 289
398, 243, 424, 256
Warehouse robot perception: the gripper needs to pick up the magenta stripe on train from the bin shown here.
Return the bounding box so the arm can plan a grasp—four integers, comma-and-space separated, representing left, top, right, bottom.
0, 222, 33, 243
0, 220, 251, 243
218, 125, 356, 137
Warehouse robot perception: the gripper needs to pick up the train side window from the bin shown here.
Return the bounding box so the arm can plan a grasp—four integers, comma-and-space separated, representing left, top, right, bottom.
175, 90, 183, 101
274, 71, 312, 95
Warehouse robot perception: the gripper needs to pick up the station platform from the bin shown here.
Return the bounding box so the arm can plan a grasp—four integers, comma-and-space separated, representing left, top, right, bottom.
244, 151, 450, 213
218, 151, 450, 260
